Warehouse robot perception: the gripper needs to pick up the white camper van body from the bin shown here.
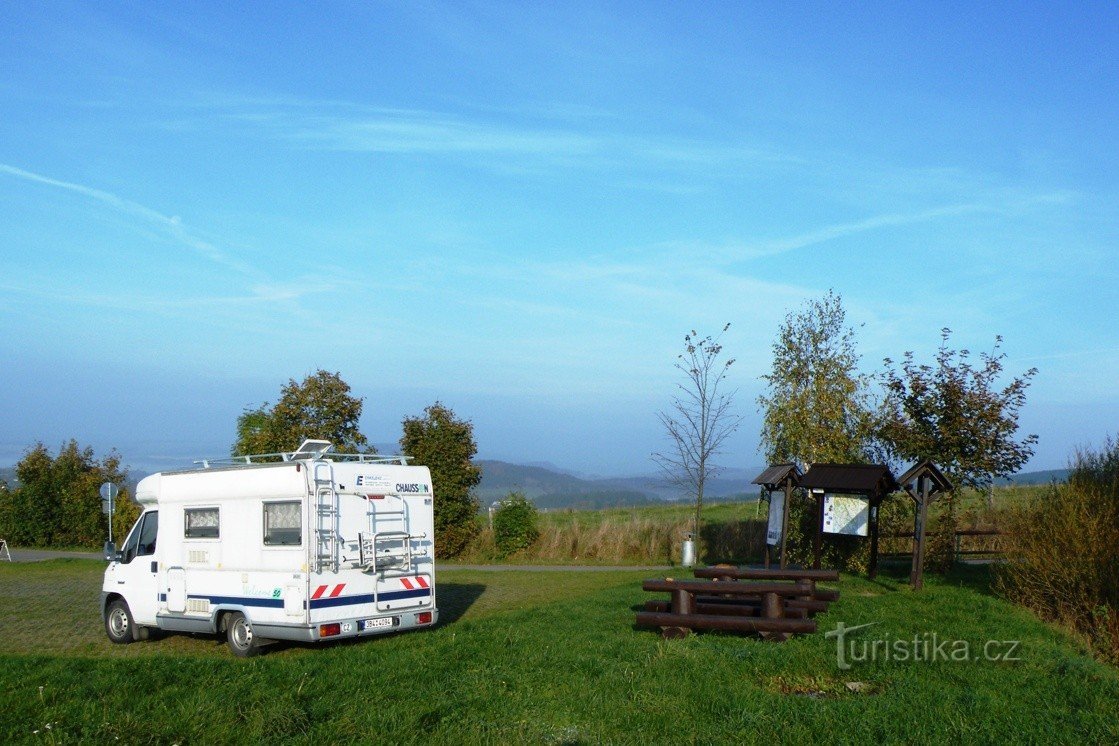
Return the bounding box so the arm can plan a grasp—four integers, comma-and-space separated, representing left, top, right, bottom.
101, 442, 437, 651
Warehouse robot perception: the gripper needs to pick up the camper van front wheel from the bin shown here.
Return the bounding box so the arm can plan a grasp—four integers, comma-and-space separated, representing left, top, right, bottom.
105, 599, 135, 644
225, 612, 260, 657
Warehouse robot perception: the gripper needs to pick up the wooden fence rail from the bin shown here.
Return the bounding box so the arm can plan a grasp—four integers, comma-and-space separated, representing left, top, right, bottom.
881, 528, 1003, 561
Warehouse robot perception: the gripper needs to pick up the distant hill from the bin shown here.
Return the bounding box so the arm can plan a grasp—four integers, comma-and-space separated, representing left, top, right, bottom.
0, 457, 1071, 510
475, 459, 766, 509
997, 468, 1068, 486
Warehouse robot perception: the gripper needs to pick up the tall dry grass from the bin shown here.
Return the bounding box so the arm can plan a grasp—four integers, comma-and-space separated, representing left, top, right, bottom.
995, 440, 1119, 661
456, 507, 766, 565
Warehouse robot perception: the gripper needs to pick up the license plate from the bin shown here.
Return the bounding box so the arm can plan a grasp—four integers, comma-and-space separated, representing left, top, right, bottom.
362, 617, 392, 631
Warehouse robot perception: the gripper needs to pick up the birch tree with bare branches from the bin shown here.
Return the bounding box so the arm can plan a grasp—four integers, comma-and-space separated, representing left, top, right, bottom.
653, 324, 743, 543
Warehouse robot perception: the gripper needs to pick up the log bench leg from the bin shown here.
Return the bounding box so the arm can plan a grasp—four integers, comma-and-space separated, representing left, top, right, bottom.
759, 590, 790, 642
663, 588, 695, 638
670, 588, 695, 615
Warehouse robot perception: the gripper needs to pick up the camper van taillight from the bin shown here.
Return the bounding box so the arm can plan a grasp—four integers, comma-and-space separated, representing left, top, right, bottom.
415, 612, 433, 625
319, 623, 341, 638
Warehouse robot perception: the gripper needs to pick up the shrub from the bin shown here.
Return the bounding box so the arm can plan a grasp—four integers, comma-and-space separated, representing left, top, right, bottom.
995, 437, 1119, 661
492, 492, 540, 557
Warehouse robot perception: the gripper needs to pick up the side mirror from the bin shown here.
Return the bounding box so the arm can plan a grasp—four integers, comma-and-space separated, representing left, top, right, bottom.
103, 541, 117, 562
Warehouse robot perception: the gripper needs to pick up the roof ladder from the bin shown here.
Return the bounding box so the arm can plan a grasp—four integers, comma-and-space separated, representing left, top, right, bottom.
312, 462, 339, 574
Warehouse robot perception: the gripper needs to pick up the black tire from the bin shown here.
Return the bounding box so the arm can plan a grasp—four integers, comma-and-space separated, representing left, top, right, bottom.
105, 599, 135, 644
225, 611, 260, 658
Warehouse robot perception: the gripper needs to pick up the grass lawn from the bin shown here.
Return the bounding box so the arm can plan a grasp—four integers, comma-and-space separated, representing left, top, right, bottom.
1, 559, 1116, 743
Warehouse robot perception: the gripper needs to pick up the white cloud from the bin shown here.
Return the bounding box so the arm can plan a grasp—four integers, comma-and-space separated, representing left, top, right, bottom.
0, 163, 257, 277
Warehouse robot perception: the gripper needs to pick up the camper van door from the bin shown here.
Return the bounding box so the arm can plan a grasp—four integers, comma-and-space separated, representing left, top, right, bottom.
109, 509, 161, 625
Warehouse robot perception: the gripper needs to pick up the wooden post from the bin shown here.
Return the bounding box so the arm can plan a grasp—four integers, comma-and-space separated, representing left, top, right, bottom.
909, 475, 934, 590
779, 478, 792, 569
812, 491, 823, 570
764, 488, 772, 569
670, 588, 694, 616
868, 498, 880, 579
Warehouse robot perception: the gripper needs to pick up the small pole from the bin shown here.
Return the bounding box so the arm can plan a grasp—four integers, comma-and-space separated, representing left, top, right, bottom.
779, 478, 792, 569
812, 491, 823, 570
868, 499, 881, 579
913, 477, 930, 590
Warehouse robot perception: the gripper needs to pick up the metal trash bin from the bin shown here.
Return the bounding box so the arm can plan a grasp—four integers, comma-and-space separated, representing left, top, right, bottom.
681, 533, 696, 567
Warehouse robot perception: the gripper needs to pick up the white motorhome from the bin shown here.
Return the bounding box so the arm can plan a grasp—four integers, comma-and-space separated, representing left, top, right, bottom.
100, 440, 438, 656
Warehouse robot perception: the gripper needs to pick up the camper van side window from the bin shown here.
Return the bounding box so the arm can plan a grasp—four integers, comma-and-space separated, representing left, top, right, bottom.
263, 501, 301, 546
184, 507, 220, 539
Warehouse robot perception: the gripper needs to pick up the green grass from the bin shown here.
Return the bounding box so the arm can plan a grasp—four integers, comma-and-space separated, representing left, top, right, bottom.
1, 560, 1117, 743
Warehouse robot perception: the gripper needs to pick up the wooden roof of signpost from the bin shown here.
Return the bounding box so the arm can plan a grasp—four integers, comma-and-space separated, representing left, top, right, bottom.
897, 460, 954, 495
799, 463, 899, 495
752, 463, 802, 489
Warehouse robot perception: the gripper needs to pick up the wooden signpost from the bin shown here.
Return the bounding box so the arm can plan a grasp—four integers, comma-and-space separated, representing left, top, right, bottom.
752, 464, 801, 569
897, 461, 954, 590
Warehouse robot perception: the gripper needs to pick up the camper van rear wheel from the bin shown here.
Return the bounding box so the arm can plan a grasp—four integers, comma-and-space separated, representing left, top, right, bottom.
105, 599, 134, 644
226, 612, 260, 657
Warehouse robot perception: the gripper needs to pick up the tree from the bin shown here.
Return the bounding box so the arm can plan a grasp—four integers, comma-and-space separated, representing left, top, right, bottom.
232, 370, 370, 456
653, 324, 743, 544
12, 444, 57, 546
756, 291, 878, 572
401, 402, 482, 558
1, 441, 127, 548
880, 329, 1038, 492
757, 290, 875, 466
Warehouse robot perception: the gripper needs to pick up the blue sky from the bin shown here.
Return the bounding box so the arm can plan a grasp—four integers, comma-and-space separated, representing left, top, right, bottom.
1, 2, 1116, 476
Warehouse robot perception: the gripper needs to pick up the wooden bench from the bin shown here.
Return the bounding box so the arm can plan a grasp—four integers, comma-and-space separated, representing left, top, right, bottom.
636, 579, 818, 640
694, 566, 841, 604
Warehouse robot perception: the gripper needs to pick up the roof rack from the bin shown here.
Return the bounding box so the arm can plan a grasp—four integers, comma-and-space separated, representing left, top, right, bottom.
195, 439, 410, 469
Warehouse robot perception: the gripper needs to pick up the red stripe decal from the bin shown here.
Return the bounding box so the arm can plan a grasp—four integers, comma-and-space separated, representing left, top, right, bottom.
415, 576, 429, 589
311, 585, 328, 600
329, 584, 346, 598
400, 578, 414, 590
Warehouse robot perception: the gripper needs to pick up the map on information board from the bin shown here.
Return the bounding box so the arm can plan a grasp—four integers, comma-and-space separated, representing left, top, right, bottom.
822, 494, 869, 536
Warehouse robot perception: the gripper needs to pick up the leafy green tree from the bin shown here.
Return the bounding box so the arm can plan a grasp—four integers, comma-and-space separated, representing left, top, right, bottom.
0, 478, 14, 543
233, 370, 370, 456
493, 491, 540, 557
653, 324, 742, 545
3, 441, 127, 548
112, 492, 143, 546
12, 444, 56, 546
879, 329, 1038, 491
880, 330, 1038, 568
757, 291, 877, 572
758, 290, 876, 466
401, 402, 482, 558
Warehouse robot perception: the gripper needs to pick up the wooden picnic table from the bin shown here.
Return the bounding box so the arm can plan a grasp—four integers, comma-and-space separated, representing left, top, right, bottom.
693, 567, 839, 582
637, 578, 820, 640
693, 566, 841, 603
